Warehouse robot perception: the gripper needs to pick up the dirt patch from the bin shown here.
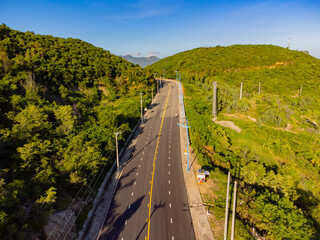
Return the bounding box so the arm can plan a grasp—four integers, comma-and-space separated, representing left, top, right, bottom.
213, 119, 242, 133
223, 113, 257, 122
225, 61, 294, 73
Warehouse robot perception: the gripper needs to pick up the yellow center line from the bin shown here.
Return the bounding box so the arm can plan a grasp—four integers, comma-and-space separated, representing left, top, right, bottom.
146, 83, 171, 240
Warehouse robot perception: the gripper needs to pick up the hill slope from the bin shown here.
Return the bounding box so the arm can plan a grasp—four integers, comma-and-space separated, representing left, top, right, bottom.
151, 45, 320, 239
0, 24, 154, 239
121, 55, 160, 67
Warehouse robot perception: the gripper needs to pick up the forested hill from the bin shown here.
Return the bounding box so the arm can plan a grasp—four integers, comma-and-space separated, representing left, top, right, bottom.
150, 44, 320, 94
121, 55, 160, 67
0, 24, 154, 239
151, 45, 320, 239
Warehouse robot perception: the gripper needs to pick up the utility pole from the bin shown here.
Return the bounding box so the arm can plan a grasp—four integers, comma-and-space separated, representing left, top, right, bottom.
240, 82, 243, 100
114, 131, 122, 170
160, 76, 162, 89
163, 69, 165, 81
140, 93, 143, 123
288, 37, 291, 49
258, 82, 261, 95
157, 81, 159, 93
300, 84, 302, 97
231, 181, 238, 240
152, 88, 154, 101
224, 172, 231, 240
212, 81, 217, 121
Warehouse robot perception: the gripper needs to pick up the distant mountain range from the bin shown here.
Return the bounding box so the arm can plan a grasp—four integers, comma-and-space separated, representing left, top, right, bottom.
121, 55, 160, 68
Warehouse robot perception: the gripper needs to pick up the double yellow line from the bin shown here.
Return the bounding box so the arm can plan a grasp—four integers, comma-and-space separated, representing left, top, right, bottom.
146, 83, 171, 240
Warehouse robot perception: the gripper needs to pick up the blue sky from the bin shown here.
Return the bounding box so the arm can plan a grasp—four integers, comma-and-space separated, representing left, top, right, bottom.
1, 0, 320, 59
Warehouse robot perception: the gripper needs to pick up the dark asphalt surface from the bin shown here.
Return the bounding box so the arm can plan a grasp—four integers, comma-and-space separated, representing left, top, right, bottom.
98, 81, 195, 240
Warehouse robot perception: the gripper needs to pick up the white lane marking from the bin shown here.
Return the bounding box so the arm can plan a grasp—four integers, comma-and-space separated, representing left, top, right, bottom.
172, 236, 174, 240
168, 163, 170, 167
170, 218, 173, 223
136, 172, 139, 176
143, 152, 144, 154
146, 142, 148, 144
134, 181, 136, 185
128, 204, 131, 209
169, 157, 170, 159
131, 192, 134, 196
125, 219, 128, 225
169, 146, 171, 148
169, 180, 170, 184
169, 203, 171, 208
169, 151, 171, 153
169, 191, 171, 195
168, 171, 170, 175
141, 158, 143, 160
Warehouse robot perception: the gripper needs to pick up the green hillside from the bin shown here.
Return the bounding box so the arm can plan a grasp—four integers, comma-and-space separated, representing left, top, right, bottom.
0, 24, 154, 239
151, 45, 320, 239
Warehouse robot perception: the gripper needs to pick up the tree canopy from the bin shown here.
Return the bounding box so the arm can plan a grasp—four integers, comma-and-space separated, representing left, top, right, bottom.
151, 45, 320, 239
0, 24, 154, 239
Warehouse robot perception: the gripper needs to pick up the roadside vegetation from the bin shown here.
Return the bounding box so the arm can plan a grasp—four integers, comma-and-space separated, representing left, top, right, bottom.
150, 45, 320, 239
0, 24, 154, 239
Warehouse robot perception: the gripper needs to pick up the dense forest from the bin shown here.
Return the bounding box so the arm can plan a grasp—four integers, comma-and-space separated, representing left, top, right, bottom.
150, 45, 320, 239
0, 24, 154, 239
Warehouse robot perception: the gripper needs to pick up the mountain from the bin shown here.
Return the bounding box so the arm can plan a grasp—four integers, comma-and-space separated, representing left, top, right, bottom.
150, 45, 320, 239
121, 55, 160, 67
0, 24, 154, 239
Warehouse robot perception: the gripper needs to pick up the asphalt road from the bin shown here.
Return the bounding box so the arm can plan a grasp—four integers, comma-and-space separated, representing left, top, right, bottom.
98, 81, 195, 240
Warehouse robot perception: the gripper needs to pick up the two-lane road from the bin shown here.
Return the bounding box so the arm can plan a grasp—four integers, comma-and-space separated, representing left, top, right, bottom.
98, 81, 195, 240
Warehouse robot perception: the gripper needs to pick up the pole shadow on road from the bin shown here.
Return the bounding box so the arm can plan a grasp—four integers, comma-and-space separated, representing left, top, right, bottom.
135, 201, 166, 240
98, 196, 145, 240
126, 134, 159, 164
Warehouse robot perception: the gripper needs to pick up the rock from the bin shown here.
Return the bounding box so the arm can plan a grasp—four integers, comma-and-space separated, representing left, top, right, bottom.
44, 209, 77, 240
213, 120, 242, 133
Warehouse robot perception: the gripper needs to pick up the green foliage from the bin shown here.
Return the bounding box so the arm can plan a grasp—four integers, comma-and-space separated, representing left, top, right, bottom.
259, 108, 287, 127
0, 24, 154, 238
157, 45, 320, 239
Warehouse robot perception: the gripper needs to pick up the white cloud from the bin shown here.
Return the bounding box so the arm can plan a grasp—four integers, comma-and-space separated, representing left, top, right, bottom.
145, 51, 160, 57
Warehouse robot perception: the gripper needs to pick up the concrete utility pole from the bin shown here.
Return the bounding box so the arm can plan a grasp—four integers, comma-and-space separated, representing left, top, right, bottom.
152, 88, 154, 101
212, 81, 217, 121
240, 82, 243, 100
163, 69, 165, 81
288, 37, 291, 49
140, 93, 143, 123
300, 84, 302, 97
231, 181, 238, 240
160, 76, 162, 89
157, 80, 159, 93
114, 131, 122, 170
258, 82, 261, 95
224, 172, 231, 240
